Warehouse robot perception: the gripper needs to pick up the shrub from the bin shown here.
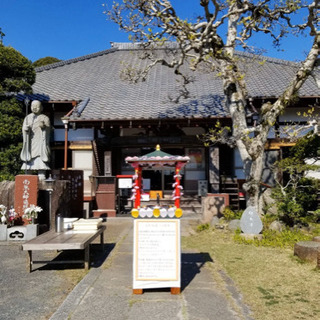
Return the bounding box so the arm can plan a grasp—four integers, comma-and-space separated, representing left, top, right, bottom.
196, 223, 210, 232
270, 133, 320, 227
222, 207, 243, 221
271, 177, 319, 226
234, 228, 312, 248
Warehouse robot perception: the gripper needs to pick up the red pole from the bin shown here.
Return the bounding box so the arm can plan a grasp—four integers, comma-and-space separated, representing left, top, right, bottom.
134, 166, 142, 208
174, 166, 180, 208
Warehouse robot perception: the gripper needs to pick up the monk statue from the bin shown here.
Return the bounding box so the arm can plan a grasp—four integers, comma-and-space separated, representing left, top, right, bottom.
20, 100, 51, 179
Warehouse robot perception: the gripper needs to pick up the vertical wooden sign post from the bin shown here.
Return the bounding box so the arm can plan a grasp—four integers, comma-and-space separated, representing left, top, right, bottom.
133, 219, 181, 295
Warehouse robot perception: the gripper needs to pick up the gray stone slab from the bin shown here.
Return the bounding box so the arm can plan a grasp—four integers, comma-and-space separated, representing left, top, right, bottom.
184, 288, 239, 320
181, 262, 216, 290
117, 242, 134, 252
48, 217, 253, 320
128, 300, 183, 320
69, 291, 131, 320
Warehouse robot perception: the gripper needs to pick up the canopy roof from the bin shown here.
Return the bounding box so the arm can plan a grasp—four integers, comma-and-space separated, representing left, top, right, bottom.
125, 145, 190, 167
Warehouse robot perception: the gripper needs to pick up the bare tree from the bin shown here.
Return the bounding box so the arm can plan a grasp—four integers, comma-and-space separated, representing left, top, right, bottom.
105, 0, 320, 211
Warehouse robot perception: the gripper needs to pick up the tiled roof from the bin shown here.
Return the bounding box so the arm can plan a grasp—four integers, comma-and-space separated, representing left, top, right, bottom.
30, 43, 320, 121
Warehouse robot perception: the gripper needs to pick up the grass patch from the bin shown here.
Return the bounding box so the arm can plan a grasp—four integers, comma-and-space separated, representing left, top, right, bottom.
233, 228, 312, 248
182, 228, 320, 320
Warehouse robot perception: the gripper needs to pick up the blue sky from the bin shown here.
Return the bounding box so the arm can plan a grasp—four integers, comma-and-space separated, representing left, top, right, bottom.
0, 0, 313, 63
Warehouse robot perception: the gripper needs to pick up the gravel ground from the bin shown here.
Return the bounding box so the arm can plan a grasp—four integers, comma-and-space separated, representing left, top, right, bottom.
0, 219, 131, 320
0, 242, 79, 320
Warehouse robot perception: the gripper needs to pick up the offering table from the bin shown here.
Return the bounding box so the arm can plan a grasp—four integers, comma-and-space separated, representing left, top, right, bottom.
22, 226, 106, 272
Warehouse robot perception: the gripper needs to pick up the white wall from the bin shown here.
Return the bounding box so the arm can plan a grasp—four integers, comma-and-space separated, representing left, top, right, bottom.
54, 128, 94, 141
72, 150, 93, 183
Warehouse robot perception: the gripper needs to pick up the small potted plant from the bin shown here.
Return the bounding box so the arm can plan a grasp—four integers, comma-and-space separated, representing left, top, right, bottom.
8, 207, 17, 227
23, 205, 43, 224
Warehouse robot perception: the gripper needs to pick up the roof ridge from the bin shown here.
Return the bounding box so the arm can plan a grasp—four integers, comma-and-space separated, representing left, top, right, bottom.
110, 41, 181, 50
111, 42, 301, 66
35, 42, 301, 73
235, 50, 301, 66
35, 48, 118, 72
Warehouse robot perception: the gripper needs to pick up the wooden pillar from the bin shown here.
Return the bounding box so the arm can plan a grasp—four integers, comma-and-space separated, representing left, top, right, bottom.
62, 119, 69, 170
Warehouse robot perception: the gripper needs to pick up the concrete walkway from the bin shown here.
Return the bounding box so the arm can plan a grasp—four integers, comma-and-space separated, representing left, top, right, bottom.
50, 218, 253, 320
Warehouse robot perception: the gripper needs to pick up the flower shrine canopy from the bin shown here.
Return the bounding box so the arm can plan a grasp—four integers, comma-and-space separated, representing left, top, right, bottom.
125, 145, 190, 218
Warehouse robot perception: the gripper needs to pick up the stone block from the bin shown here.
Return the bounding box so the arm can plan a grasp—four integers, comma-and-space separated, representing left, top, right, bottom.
294, 241, 320, 262
26, 224, 39, 240
269, 220, 283, 232
201, 194, 228, 223
0, 225, 7, 241
210, 216, 220, 227
228, 219, 241, 231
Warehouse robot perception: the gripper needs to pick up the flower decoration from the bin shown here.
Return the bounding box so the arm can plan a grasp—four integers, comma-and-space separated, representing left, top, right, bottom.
23, 204, 43, 223
8, 207, 17, 226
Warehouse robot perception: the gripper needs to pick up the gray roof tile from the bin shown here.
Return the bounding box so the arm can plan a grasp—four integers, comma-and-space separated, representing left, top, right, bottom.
30, 43, 320, 121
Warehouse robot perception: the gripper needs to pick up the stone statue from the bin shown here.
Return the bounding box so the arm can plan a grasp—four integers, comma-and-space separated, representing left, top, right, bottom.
20, 100, 51, 178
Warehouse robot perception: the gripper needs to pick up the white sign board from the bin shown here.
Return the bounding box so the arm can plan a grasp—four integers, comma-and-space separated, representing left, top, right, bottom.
133, 219, 181, 289
118, 178, 132, 189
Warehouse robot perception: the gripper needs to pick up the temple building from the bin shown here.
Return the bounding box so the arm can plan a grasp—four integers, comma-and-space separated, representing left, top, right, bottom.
18, 42, 320, 213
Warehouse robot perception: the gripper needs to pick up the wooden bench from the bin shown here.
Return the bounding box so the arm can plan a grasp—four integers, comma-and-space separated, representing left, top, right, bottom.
21, 225, 106, 272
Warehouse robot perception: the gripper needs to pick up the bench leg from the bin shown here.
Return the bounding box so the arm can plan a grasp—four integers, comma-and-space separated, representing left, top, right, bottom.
84, 246, 90, 270
100, 231, 104, 251
27, 251, 32, 272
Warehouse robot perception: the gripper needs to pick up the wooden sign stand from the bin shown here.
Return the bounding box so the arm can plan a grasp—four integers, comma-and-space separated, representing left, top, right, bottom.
132, 219, 181, 295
